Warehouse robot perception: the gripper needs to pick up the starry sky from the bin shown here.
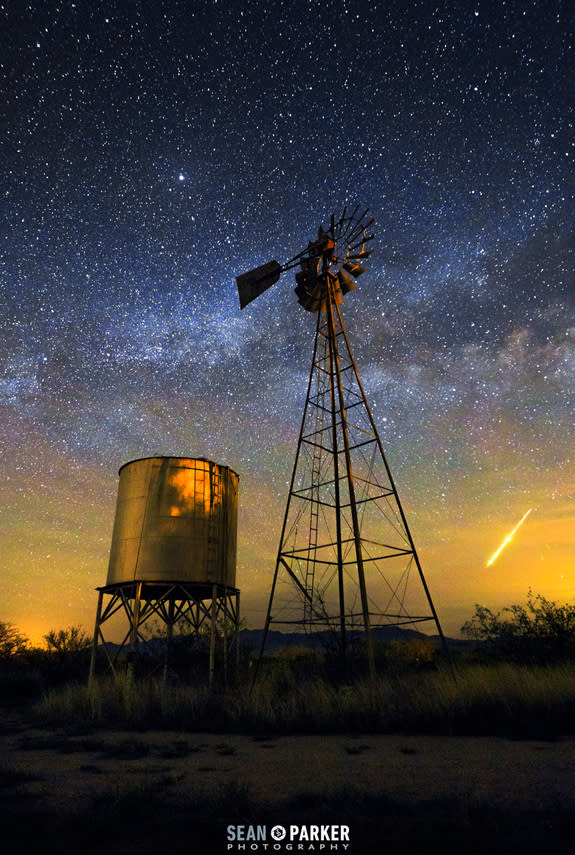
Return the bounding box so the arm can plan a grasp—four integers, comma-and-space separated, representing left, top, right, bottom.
1, 0, 573, 645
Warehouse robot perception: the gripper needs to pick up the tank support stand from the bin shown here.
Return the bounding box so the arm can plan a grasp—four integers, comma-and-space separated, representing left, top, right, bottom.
88, 580, 240, 687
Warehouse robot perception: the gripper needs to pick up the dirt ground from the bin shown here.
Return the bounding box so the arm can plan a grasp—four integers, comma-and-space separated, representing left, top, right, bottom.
2, 711, 575, 853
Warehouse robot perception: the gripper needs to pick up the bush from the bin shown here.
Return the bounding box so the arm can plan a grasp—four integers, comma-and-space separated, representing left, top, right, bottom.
44, 626, 92, 657
461, 590, 575, 663
0, 621, 28, 660
376, 638, 438, 672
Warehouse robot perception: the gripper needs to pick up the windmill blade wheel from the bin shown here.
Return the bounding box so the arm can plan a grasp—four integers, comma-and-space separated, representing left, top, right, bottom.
234, 206, 375, 311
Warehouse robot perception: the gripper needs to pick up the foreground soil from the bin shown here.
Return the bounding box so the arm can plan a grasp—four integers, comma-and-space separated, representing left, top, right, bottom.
2, 710, 575, 853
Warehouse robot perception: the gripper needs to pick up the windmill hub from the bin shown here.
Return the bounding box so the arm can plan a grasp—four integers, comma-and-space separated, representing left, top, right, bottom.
235, 205, 374, 313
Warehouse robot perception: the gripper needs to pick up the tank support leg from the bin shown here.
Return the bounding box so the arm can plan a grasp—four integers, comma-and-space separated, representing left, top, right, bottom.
128, 582, 142, 677
222, 593, 228, 687
164, 598, 175, 683
88, 589, 104, 687
236, 591, 241, 672
209, 583, 217, 688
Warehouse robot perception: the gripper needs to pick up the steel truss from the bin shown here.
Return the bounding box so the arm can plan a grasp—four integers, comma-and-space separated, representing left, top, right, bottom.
89, 580, 240, 686
256, 272, 448, 677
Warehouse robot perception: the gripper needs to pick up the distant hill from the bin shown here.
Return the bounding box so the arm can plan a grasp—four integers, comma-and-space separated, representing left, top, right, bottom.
239, 626, 468, 654
97, 625, 469, 659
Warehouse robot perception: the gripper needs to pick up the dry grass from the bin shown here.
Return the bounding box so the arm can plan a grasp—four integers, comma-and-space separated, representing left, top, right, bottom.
32, 662, 575, 739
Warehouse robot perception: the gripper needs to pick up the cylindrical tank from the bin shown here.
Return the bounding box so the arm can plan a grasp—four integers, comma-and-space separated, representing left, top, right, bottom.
106, 457, 239, 587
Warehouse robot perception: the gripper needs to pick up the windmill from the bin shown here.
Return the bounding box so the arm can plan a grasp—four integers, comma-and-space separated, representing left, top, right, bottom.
236, 206, 448, 678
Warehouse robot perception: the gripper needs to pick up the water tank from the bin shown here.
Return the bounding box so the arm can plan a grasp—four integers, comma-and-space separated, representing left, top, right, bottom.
106, 457, 239, 587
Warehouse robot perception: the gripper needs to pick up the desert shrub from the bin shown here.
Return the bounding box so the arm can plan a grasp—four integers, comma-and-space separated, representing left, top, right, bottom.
462, 590, 575, 663
44, 626, 92, 657
273, 645, 325, 664
376, 638, 438, 672
0, 621, 44, 704
0, 620, 29, 660
38, 625, 93, 684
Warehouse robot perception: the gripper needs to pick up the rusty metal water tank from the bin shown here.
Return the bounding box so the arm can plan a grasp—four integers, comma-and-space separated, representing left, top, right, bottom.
106, 457, 239, 587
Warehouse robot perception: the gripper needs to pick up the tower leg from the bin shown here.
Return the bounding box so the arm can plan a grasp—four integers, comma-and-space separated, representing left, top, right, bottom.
326, 283, 375, 679
326, 287, 347, 666
334, 298, 452, 666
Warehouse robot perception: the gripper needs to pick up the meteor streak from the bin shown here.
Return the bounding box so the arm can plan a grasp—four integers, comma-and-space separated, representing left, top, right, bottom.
486, 508, 532, 567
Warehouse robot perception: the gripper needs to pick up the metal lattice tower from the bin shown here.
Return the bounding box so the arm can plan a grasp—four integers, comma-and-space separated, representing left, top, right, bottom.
235, 207, 448, 677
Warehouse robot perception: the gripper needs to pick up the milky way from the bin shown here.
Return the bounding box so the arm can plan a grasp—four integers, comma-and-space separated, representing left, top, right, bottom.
1, 0, 573, 641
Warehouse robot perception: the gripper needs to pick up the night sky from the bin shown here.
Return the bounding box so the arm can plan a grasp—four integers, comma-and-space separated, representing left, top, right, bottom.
1, 0, 573, 644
